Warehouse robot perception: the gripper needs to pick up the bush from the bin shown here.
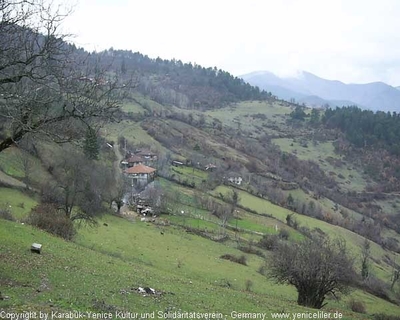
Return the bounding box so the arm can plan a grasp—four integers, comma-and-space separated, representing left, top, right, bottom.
349, 299, 366, 313
278, 229, 290, 240
0, 207, 14, 221
268, 237, 355, 309
258, 234, 280, 250
258, 265, 267, 276
237, 245, 265, 258
245, 279, 253, 292
220, 254, 247, 266
27, 203, 75, 240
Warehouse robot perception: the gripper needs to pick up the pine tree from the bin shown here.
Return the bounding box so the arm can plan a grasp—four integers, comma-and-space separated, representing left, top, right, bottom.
84, 128, 99, 160
361, 239, 370, 280
310, 108, 320, 125
290, 106, 306, 121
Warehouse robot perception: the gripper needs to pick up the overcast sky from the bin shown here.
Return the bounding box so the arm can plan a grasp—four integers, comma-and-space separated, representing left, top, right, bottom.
63, 0, 400, 86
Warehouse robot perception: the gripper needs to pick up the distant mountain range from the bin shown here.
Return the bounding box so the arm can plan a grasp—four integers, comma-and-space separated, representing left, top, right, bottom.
241, 70, 400, 112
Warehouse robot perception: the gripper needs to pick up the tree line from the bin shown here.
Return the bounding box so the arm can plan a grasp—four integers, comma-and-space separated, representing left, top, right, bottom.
98, 49, 272, 108
323, 106, 400, 155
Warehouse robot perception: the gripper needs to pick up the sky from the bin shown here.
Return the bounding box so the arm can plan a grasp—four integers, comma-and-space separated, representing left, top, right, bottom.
61, 0, 400, 86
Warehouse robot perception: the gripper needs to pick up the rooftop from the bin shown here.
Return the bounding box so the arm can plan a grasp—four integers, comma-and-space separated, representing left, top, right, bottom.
127, 155, 144, 163
125, 164, 156, 174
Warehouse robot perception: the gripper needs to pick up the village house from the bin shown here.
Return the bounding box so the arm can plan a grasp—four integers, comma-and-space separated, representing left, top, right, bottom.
137, 149, 157, 162
125, 163, 156, 186
227, 176, 243, 185
127, 155, 144, 167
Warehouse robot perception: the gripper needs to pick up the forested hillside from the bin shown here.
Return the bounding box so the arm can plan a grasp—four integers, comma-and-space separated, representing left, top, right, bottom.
95, 49, 273, 108
323, 106, 400, 154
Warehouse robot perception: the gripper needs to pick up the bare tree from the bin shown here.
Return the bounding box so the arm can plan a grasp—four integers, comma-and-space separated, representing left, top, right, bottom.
112, 174, 129, 213
140, 182, 165, 216
0, 0, 124, 153
268, 236, 355, 309
219, 204, 232, 232
41, 148, 109, 224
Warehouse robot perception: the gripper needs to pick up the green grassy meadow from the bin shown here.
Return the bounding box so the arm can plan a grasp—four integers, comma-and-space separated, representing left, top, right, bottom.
0, 187, 38, 220
2, 211, 400, 319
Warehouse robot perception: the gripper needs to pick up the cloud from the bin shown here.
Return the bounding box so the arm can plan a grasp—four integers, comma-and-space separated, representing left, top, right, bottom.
63, 0, 400, 85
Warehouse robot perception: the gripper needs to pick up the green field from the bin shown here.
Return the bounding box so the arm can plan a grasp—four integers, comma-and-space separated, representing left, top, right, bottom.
103, 120, 168, 155
169, 165, 208, 187
121, 101, 145, 113
205, 101, 292, 137
0, 147, 25, 177
0, 187, 37, 220
2, 211, 400, 318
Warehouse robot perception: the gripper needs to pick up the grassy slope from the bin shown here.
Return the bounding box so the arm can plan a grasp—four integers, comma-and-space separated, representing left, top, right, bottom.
206, 101, 400, 284
0, 145, 55, 189
272, 137, 369, 192
0, 188, 37, 220
158, 178, 291, 241
103, 120, 175, 160
206, 102, 370, 194
2, 214, 399, 318
213, 186, 400, 284
0, 170, 26, 189
205, 100, 292, 137
0, 147, 26, 177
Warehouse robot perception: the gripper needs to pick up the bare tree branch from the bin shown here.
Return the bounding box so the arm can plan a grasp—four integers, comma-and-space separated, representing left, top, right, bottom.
0, 0, 128, 153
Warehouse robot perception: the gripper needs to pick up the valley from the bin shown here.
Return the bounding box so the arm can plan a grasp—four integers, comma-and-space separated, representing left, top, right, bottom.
1, 7, 400, 318
2, 93, 400, 319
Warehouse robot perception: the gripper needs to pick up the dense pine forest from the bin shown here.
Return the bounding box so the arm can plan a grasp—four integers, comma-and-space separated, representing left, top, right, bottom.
323, 106, 400, 155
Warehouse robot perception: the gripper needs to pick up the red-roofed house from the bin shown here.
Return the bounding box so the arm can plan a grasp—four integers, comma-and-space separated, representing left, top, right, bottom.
125, 164, 156, 185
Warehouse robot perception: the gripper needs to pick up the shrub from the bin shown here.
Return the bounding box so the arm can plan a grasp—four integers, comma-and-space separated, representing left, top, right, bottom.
258, 234, 280, 250
220, 254, 247, 266
258, 265, 267, 276
278, 229, 290, 240
0, 207, 14, 221
286, 213, 298, 229
245, 279, 253, 292
237, 245, 265, 258
349, 299, 366, 313
27, 203, 75, 240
